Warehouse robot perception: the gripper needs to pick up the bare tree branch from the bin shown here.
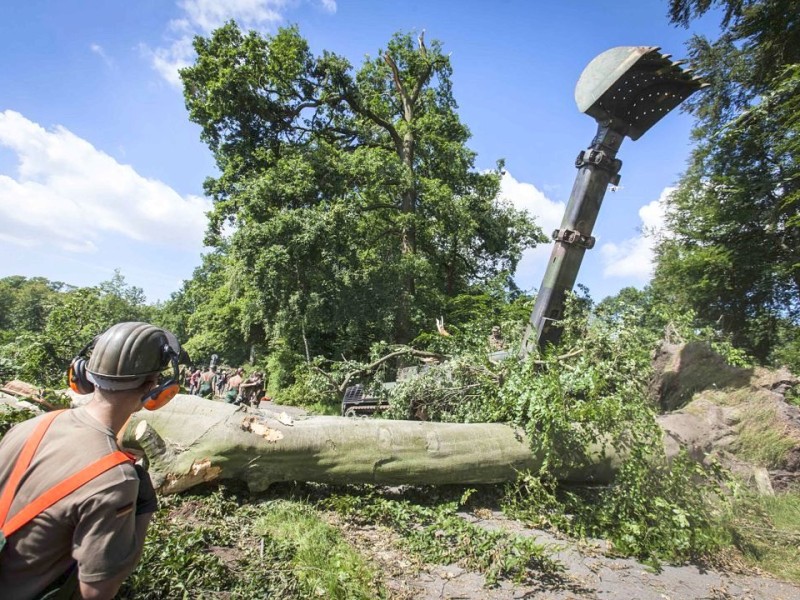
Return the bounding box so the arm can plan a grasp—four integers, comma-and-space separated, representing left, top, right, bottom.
531, 348, 584, 366
384, 53, 411, 120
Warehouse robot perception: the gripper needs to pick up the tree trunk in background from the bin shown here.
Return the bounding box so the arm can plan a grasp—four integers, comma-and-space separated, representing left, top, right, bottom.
124, 395, 621, 495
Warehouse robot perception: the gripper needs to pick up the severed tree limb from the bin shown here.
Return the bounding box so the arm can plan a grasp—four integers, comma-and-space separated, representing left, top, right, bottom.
531, 348, 584, 366
1, 380, 62, 411
311, 365, 340, 392
312, 347, 448, 394
123, 395, 621, 496
134, 420, 172, 465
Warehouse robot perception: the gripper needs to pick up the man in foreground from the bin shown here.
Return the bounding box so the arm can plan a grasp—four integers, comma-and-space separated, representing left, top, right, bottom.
0, 321, 182, 599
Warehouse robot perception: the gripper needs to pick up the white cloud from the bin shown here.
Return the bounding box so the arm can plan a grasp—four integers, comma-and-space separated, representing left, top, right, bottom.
497, 170, 564, 292
0, 232, 38, 248
0, 110, 210, 255
499, 170, 563, 232
179, 0, 288, 32
147, 0, 337, 87
143, 36, 196, 88
599, 186, 674, 279
90, 43, 114, 68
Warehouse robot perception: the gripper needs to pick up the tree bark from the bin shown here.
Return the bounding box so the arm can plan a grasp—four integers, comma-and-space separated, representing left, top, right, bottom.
123, 395, 620, 495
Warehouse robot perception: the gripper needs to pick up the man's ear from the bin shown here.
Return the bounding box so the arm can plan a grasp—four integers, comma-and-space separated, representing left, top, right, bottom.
136, 377, 159, 394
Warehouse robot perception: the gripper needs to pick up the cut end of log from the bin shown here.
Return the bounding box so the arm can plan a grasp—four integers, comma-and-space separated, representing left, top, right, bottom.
134, 419, 169, 459
134, 419, 149, 438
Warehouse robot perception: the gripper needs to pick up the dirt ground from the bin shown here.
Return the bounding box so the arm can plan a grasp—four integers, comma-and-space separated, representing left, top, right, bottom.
332, 509, 800, 600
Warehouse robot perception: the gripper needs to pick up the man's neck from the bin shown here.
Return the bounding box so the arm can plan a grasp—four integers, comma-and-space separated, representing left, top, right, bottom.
85, 394, 137, 435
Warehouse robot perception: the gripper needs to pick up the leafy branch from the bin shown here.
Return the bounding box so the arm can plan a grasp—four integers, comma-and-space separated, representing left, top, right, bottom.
312, 345, 448, 393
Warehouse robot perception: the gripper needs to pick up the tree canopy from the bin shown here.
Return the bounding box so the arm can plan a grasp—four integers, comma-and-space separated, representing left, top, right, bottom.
0, 272, 154, 386
653, 0, 799, 363
178, 24, 543, 368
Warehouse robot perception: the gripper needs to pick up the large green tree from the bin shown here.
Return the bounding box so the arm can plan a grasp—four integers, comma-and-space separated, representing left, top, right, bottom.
157, 248, 256, 368
180, 24, 542, 364
0, 273, 153, 386
0, 276, 66, 337
653, 0, 799, 362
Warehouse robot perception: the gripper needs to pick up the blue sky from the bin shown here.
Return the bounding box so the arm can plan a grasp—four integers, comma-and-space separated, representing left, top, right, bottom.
0, 0, 720, 303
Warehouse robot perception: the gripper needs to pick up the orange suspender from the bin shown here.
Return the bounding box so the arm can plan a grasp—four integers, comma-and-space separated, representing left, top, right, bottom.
0, 409, 65, 527
0, 410, 132, 540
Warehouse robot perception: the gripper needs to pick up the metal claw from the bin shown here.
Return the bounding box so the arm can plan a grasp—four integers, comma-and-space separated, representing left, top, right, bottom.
575, 46, 707, 140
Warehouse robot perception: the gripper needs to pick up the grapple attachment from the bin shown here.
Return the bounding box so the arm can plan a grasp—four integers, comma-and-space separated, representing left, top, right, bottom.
575, 46, 707, 140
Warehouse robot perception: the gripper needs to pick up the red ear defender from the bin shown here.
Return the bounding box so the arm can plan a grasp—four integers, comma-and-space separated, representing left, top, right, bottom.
142, 382, 179, 411
68, 358, 94, 395
142, 349, 181, 411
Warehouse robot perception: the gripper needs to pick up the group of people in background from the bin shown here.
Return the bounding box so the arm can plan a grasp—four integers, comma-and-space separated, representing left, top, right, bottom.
181, 365, 267, 407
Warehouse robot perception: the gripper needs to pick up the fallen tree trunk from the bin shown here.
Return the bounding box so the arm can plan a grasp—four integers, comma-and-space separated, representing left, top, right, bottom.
123, 395, 620, 495
1, 379, 59, 411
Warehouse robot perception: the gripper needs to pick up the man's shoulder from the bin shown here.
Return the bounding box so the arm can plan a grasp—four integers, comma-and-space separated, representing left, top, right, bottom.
31, 409, 136, 487
0, 410, 56, 452
78, 462, 139, 507
7, 409, 52, 432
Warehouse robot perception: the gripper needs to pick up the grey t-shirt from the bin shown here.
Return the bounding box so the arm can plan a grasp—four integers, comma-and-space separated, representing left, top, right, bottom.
0, 407, 141, 600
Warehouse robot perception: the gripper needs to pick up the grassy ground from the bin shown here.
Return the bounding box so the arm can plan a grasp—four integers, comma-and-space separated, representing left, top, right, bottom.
721, 490, 800, 583
735, 402, 799, 469
254, 499, 379, 599
116, 482, 561, 599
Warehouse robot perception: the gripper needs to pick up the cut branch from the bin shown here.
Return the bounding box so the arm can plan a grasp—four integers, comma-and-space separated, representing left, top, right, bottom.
339, 347, 447, 393
312, 347, 447, 394
531, 348, 584, 366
